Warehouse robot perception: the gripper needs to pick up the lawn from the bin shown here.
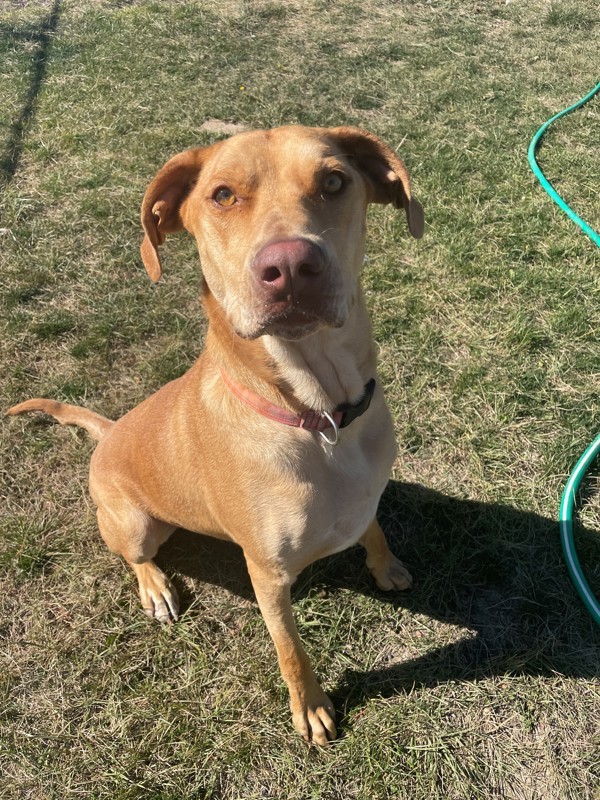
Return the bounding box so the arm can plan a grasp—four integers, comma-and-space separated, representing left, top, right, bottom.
1, 1, 599, 798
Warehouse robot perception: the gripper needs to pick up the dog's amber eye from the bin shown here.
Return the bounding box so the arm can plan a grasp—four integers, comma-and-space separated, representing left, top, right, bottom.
214, 187, 237, 207
323, 172, 344, 194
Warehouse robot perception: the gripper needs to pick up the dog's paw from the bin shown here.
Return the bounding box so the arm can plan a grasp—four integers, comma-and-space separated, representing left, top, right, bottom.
292, 688, 337, 746
138, 568, 180, 623
370, 554, 413, 592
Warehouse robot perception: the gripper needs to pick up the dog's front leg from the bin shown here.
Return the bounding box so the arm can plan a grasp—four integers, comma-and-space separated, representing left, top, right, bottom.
245, 556, 336, 745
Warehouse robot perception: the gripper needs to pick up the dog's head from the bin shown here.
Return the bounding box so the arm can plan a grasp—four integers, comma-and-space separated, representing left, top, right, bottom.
141, 126, 423, 340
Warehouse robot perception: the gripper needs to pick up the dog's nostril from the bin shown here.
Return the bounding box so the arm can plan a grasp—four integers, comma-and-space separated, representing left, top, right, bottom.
299, 261, 322, 278
262, 267, 282, 284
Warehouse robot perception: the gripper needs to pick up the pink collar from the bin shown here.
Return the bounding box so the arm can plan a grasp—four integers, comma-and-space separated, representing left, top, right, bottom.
220, 369, 376, 445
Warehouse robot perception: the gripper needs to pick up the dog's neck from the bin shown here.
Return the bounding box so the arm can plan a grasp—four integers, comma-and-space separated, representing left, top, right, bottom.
202, 286, 377, 413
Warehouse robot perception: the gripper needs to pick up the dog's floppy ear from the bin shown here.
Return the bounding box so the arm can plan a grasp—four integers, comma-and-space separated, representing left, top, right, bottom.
140, 147, 210, 282
327, 127, 424, 239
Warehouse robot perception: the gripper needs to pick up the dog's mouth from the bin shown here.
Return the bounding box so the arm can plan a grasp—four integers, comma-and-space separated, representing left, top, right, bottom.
260, 307, 325, 340
236, 302, 345, 341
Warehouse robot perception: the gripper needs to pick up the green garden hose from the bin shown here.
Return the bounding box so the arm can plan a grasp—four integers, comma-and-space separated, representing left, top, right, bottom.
528, 81, 600, 248
559, 435, 600, 627
528, 82, 600, 626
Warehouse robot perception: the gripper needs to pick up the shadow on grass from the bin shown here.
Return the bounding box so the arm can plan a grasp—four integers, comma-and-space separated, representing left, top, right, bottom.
157, 479, 600, 721
0, 0, 61, 185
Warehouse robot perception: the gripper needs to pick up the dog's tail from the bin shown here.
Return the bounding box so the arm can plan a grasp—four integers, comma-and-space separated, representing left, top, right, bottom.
6, 398, 114, 441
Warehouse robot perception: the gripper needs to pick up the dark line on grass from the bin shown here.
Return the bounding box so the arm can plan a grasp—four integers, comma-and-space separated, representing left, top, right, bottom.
0, 0, 62, 186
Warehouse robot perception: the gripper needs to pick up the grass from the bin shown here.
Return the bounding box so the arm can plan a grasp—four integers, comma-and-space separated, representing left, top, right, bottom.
1, 0, 600, 797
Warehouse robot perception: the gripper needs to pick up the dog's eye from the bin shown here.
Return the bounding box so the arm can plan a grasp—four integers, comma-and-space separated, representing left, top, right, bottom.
214, 187, 237, 207
323, 172, 344, 194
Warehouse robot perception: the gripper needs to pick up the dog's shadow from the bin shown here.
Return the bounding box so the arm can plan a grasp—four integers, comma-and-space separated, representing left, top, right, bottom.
157, 479, 600, 716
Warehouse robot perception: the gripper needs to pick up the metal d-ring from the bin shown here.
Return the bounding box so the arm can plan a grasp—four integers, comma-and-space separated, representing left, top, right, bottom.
318, 412, 339, 446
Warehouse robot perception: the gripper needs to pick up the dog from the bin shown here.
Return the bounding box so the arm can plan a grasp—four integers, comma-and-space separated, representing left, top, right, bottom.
7, 125, 424, 745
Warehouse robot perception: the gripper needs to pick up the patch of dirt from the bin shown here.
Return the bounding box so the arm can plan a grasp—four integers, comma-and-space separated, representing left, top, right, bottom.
199, 119, 249, 136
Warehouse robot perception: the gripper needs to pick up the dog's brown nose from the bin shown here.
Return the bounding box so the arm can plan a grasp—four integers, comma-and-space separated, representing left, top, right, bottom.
252, 238, 325, 307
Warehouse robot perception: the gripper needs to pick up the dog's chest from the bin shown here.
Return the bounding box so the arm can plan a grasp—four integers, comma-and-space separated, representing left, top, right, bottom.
256, 418, 397, 571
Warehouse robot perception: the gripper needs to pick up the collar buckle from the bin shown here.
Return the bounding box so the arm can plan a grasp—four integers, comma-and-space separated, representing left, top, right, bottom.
336, 378, 376, 428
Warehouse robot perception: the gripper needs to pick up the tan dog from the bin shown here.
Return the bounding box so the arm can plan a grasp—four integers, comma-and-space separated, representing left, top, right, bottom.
8, 125, 424, 745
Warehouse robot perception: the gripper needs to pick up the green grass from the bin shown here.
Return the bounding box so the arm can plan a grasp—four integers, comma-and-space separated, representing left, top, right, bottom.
1, 1, 600, 798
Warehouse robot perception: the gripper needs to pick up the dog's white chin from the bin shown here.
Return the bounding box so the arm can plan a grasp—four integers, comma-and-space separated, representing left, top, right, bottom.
264, 323, 323, 341
237, 310, 347, 341
235, 320, 320, 341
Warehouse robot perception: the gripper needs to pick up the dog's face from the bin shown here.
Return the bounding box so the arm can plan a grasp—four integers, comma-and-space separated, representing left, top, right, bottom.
141, 126, 423, 340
